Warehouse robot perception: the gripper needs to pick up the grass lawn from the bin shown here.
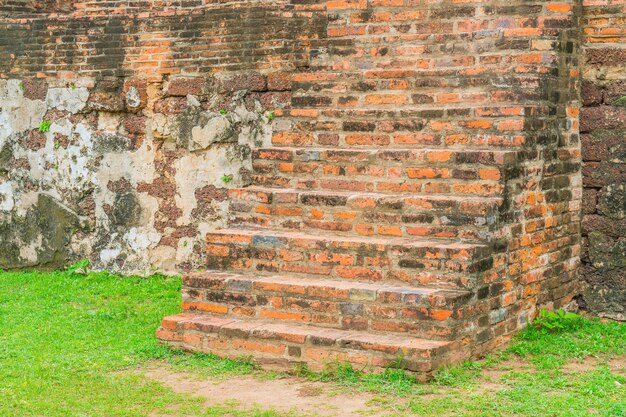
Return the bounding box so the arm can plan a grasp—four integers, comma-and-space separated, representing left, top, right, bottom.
0, 270, 624, 417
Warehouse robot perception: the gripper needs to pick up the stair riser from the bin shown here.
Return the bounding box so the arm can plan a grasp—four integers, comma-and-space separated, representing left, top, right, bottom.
229, 189, 500, 241
270, 131, 526, 149
253, 149, 516, 166
181, 289, 463, 340
158, 332, 439, 376
180, 274, 472, 339
252, 173, 507, 197
252, 148, 516, 196
157, 315, 465, 377
205, 233, 493, 289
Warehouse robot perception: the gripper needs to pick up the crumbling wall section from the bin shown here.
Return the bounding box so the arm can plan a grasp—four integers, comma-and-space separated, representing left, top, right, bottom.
0, 1, 327, 274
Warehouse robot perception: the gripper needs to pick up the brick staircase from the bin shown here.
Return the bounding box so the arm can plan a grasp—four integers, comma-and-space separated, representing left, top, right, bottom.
156, 0, 580, 379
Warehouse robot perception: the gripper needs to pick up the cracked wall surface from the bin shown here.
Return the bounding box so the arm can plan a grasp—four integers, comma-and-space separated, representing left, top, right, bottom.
0, 75, 274, 274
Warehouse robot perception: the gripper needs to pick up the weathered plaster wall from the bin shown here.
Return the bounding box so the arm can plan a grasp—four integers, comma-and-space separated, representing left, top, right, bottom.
580, 0, 626, 321
0, 75, 272, 274
0, 1, 326, 274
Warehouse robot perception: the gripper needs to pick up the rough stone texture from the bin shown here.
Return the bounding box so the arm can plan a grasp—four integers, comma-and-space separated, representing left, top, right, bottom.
580, 0, 626, 321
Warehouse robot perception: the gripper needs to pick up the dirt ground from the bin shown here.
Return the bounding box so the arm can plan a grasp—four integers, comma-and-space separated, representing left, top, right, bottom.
143, 356, 626, 417
145, 368, 387, 417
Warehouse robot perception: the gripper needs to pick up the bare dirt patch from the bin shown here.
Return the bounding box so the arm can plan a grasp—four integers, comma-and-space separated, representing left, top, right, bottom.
144, 367, 390, 417
609, 357, 626, 375
563, 357, 599, 375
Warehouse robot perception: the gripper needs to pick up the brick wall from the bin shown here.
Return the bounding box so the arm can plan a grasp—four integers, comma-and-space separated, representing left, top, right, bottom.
580, 0, 626, 321
0, 1, 326, 78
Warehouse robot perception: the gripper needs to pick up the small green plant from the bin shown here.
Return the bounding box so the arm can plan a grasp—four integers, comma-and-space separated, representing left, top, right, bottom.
221, 174, 233, 184
266, 111, 274, 122
38, 120, 51, 133
18, 81, 24, 91
66, 258, 90, 276
533, 308, 580, 333
219, 109, 228, 115
54, 140, 61, 150
612, 95, 626, 107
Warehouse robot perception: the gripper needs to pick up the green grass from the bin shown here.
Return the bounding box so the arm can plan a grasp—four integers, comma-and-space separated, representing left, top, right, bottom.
0, 270, 275, 417
0, 270, 624, 417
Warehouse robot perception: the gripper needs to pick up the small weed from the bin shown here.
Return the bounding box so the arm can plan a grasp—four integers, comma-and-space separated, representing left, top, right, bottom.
18, 81, 24, 91
266, 111, 274, 122
433, 360, 483, 387
66, 258, 90, 276
219, 109, 228, 115
221, 174, 233, 183
612, 95, 626, 107
533, 309, 581, 333
294, 360, 418, 395
38, 120, 51, 133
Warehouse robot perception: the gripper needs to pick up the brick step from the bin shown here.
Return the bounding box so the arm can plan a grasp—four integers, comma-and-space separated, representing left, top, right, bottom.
270, 124, 526, 148
281, 107, 525, 124
156, 313, 463, 377
180, 271, 473, 340
229, 187, 502, 241
205, 228, 493, 289
252, 147, 517, 196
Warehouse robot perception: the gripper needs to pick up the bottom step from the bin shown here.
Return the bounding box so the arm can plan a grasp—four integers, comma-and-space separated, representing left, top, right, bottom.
157, 313, 467, 379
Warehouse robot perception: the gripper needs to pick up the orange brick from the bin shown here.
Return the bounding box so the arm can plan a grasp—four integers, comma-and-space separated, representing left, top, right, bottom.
365, 94, 408, 105
182, 302, 228, 314
547, 3, 572, 12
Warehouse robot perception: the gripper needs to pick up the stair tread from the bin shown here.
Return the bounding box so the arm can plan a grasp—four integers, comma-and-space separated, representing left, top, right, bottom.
162, 312, 451, 351
208, 227, 488, 250
185, 270, 471, 299
234, 186, 504, 203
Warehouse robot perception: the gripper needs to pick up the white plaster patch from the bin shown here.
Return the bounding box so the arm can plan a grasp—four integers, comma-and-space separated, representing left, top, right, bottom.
0, 81, 47, 135
126, 86, 141, 109
149, 245, 178, 273
14, 191, 39, 217
100, 248, 122, 263
19, 234, 43, 263
98, 112, 121, 133
46, 87, 89, 113
0, 182, 15, 211
173, 149, 234, 224
124, 227, 161, 252
151, 113, 174, 139
5, 79, 22, 99
189, 115, 232, 151
0, 111, 13, 146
